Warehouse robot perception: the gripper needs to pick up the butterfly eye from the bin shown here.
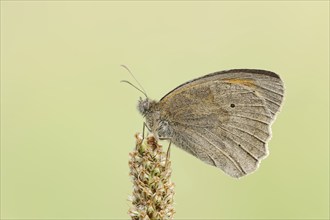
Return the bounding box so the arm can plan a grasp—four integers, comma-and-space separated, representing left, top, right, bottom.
144, 101, 149, 109
137, 99, 151, 116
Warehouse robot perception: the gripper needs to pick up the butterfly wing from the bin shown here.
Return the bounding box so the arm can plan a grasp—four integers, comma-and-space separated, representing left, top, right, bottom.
159, 69, 284, 178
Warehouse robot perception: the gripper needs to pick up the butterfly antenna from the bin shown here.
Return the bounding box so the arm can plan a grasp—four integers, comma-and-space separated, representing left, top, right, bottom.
120, 80, 148, 98
121, 65, 148, 98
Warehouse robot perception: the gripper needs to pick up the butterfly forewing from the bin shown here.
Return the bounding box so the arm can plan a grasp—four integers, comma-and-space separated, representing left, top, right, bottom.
158, 69, 284, 178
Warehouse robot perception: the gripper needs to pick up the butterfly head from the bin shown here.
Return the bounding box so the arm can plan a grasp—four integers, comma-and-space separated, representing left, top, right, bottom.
138, 98, 153, 116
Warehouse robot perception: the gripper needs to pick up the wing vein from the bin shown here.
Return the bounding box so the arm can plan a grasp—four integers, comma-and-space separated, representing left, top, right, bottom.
216, 125, 266, 155
229, 110, 271, 117
230, 115, 270, 125
225, 123, 267, 144
204, 128, 259, 162
253, 83, 284, 97
193, 131, 246, 175
207, 154, 217, 167
263, 97, 282, 107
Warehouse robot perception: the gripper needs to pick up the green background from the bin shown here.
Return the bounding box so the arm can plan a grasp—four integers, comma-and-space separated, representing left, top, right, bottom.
1, 1, 329, 219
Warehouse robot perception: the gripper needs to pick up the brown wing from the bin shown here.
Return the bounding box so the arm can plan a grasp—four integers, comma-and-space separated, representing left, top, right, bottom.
159, 69, 284, 178
161, 69, 284, 118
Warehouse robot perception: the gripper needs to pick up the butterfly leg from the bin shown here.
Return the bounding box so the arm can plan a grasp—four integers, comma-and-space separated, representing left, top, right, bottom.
159, 137, 172, 167
142, 122, 151, 139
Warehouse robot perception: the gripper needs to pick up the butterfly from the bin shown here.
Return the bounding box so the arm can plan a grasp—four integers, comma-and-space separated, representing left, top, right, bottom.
124, 67, 284, 178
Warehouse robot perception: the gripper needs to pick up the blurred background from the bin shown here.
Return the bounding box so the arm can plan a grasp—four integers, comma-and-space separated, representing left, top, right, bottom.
1, 1, 329, 219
